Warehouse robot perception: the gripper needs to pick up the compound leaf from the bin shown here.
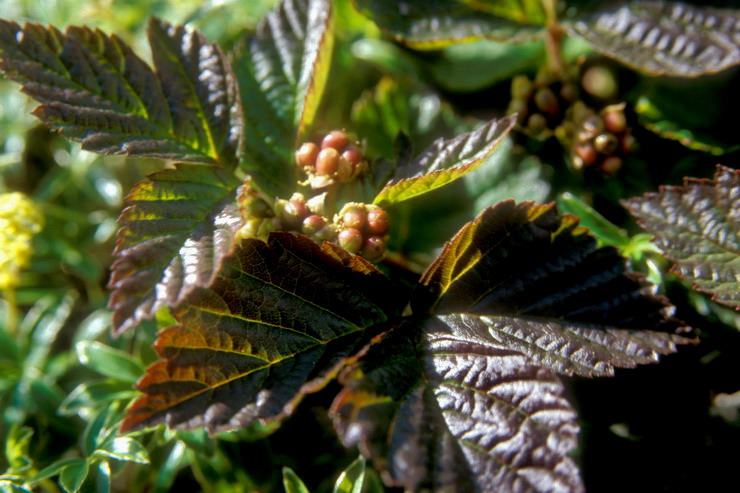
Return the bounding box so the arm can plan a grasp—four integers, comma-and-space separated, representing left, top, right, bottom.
121, 233, 400, 433
413, 201, 691, 376
232, 0, 334, 198
108, 164, 242, 335
565, 1, 740, 76
0, 19, 241, 165
331, 318, 583, 492
352, 0, 546, 48
373, 116, 515, 205
623, 165, 740, 310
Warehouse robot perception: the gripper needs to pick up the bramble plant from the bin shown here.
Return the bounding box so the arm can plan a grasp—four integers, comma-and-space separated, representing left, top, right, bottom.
0, 0, 738, 492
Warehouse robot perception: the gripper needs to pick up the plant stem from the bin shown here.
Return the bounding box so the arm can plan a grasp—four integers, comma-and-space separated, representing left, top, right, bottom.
3, 287, 18, 335
544, 25, 564, 76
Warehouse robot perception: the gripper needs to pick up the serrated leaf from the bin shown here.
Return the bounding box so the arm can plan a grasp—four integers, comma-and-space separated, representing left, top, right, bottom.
373, 116, 515, 205
232, 0, 334, 198
59, 459, 89, 493
352, 0, 545, 48
93, 437, 149, 464
0, 19, 241, 164
331, 319, 583, 492
121, 233, 400, 433
75, 341, 145, 383
623, 165, 740, 310
413, 200, 691, 376
565, 1, 740, 76
108, 164, 242, 335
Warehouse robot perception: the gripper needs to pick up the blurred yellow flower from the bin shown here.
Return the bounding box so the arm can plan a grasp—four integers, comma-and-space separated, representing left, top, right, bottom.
0, 192, 44, 290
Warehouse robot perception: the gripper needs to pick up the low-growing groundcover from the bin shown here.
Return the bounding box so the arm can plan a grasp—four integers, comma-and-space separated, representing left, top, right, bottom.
0, 0, 738, 491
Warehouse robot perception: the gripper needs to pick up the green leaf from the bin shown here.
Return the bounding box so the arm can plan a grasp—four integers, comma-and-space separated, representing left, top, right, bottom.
75, 342, 145, 383
232, 0, 334, 198
0, 480, 31, 493
121, 233, 401, 433
623, 165, 740, 310
373, 116, 515, 205
4, 425, 33, 474
331, 319, 584, 492
107, 164, 242, 335
0, 19, 241, 164
413, 201, 691, 376
333, 457, 365, 493
557, 192, 629, 248
282, 467, 310, 493
93, 437, 149, 464
29, 458, 82, 484
352, 0, 545, 49
564, 1, 740, 76
58, 380, 138, 415
59, 459, 89, 493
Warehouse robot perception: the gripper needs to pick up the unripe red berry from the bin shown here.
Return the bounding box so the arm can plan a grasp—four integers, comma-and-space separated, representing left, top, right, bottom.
511, 75, 533, 99
579, 115, 604, 141
295, 142, 319, 169
602, 110, 627, 133
575, 143, 598, 166
527, 113, 547, 133
301, 215, 326, 236
321, 130, 350, 151
559, 83, 578, 103
534, 87, 560, 116
361, 235, 386, 262
343, 206, 367, 230
338, 228, 363, 254
366, 208, 390, 235
341, 147, 363, 168
600, 156, 623, 174
594, 133, 618, 155
282, 199, 309, 230
581, 65, 618, 100
620, 133, 636, 153
315, 148, 339, 175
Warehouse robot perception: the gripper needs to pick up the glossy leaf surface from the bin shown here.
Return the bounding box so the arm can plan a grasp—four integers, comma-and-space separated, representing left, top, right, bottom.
352, 0, 545, 48
232, 0, 334, 198
122, 233, 400, 433
373, 116, 515, 205
565, 1, 740, 76
0, 19, 241, 165
108, 165, 242, 335
623, 166, 740, 310
331, 318, 583, 492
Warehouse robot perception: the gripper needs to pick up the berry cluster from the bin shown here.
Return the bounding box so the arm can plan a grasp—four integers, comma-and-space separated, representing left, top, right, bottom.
507, 68, 579, 138
275, 193, 337, 242
335, 203, 390, 263
295, 130, 367, 189
560, 102, 635, 175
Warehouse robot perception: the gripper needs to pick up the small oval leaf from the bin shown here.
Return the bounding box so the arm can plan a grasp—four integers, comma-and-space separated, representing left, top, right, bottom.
334, 457, 366, 493
75, 342, 144, 383
283, 467, 311, 493
59, 459, 89, 493
93, 437, 150, 464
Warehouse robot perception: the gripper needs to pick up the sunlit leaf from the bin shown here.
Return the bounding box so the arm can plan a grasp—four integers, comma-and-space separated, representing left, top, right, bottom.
121, 233, 401, 433
59, 380, 138, 415
352, 0, 545, 49
75, 341, 145, 383
59, 459, 89, 493
108, 164, 242, 335
334, 457, 366, 493
623, 165, 740, 310
373, 116, 515, 205
331, 319, 584, 492
283, 467, 311, 493
565, 1, 740, 76
93, 437, 150, 464
0, 19, 241, 164
232, 0, 334, 198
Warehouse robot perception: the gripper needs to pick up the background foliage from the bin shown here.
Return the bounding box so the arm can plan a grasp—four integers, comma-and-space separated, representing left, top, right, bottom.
0, 0, 738, 492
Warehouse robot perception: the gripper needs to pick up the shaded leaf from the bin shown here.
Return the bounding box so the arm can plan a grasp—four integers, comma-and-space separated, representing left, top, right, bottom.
232, 0, 334, 198
59, 380, 138, 415
352, 0, 545, 48
121, 233, 400, 433
59, 459, 88, 493
93, 437, 149, 464
565, 1, 740, 76
108, 164, 242, 335
623, 165, 740, 310
373, 116, 515, 205
75, 341, 145, 383
29, 458, 83, 484
0, 19, 241, 164
331, 318, 583, 492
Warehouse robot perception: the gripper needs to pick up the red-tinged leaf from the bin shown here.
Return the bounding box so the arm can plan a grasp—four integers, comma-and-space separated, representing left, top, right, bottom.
0, 19, 241, 165
331, 318, 583, 492
121, 233, 400, 433
373, 116, 515, 205
623, 165, 740, 310
108, 164, 242, 335
232, 0, 334, 199
413, 200, 691, 376
564, 1, 740, 76
352, 0, 546, 49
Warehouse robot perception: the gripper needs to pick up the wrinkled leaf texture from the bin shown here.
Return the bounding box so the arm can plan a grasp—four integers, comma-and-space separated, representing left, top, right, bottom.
0, 18, 242, 165
565, 1, 740, 76
352, 0, 545, 48
373, 116, 515, 205
108, 165, 242, 334
623, 165, 740, 310
331, 201, 691, 492
232, 0, 334, 199
121, 233, 400, 433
